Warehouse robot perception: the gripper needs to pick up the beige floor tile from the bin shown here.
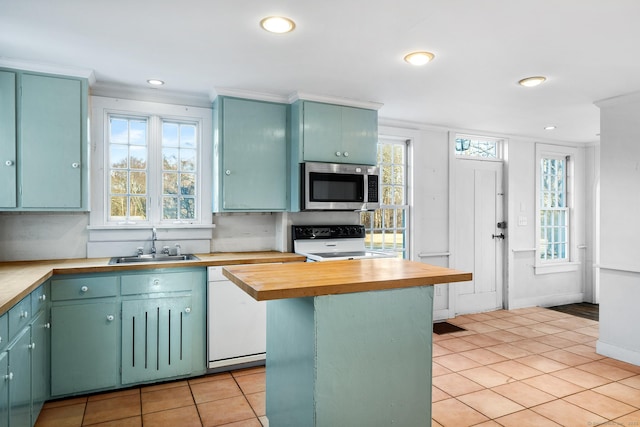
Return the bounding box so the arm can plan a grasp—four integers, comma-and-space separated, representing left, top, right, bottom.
473, 421, 502, 427
462, 322, 499, 334
258, 416, 268, 426
509, 340, 556, 354
503, 316, 540, 326
574, 325, 600, 338
190, 377, 243, 404
460, 348, 508, 365
88, 417, 142, 427
431, 419, 444, 427
491, 381, 556, 408
198, 395, 255, 427
218, 419, 262, 427
484, 330, 524, 343
564, 344, 606, 360
246, 391, 266, 416
42, 396, 87, 410
523, 374, 585, 398
554, 330, 598, 344
432, 386, 451, 402
87, 387, 139, 402
231, 366, 265, 377
486, 343, 532, 359
433, 353, 482, 372
576, 360, 637, 381
521, 312, 559, 322
546, 316, 598, 330
459, 334, 504, 348
142, 405, 201, 427
141, 384, 195, 414
495, 409, 562, 426
506, 326, 547, 339
564, 390, 637, 419
620, 375, 640, 390
83, 394, 142, 425
551, 367, 612, 389
433, 343, 454, 357
457, 389, 524, 419
432, 372, 485, 397
482, 318, 522, 330
34, 402, 85, 427
458, 366, 515, 388
531, 399, 607, 426
488, 360, 543, 380
515, 354, 568, 373
432, 361, 454, 377
593, 382, 640, 408
541, 348, 594, 366
614, 410, 640, 426
141, 379, 189, 393
432, 398, 489, 426
465, 313, 497, 322
188, 372, 233, 384
601, 358, 640, 375
534, 334, 579, 348
235, 372, 266, 395
438, 337, 480, 352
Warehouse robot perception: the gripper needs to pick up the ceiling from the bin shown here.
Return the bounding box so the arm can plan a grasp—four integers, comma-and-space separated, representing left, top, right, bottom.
2, 0, 639, 144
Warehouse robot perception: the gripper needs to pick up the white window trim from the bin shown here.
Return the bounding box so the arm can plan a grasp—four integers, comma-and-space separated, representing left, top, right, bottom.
534, 143, 578, 275
89, 96, 213, 230
454, 133, 504, 160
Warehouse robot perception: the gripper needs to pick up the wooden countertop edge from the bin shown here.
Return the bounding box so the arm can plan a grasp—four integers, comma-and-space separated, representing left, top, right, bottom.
0, 252, 306, 316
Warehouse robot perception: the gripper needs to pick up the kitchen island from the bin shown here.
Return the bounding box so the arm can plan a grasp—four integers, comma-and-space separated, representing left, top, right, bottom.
223, 258, 471, 427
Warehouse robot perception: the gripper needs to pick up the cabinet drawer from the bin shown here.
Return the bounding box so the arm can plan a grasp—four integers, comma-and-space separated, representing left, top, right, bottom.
207, 266, 227, 282
51, 276, 118, 301
8, 294, 31, 341
0, 313, 7, 351
31, 283, 49, 314
121, 271, 194, 295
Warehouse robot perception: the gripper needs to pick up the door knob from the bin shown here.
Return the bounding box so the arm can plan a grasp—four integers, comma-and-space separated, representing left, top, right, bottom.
492, 233, 505, 239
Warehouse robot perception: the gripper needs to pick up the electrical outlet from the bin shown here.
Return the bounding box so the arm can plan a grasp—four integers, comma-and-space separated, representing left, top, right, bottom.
518, 216, 527, 226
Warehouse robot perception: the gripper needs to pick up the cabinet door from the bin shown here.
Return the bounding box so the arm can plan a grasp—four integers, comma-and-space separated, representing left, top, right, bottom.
221, 98, 288, 210
0, 71, 16, 208
20, 74, 83, 208
8, 328, 31, 427
31, 311, 50, 417
0, 351, 8, 427
341, 106, 378, 165
51, 301, 118, 396
122, 296, 192, 384
302, 101, 343, 163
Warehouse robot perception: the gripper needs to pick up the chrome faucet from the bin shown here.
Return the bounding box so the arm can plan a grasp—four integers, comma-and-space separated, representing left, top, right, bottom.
151, 227, 157, 254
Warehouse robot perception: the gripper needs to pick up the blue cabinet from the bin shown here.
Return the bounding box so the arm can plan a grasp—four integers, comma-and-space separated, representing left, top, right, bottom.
0, 69, 88, 211
291, 100, 378, 166
213, 96, 288, 211
50, 268, 206, 397
0, 70, 16, 208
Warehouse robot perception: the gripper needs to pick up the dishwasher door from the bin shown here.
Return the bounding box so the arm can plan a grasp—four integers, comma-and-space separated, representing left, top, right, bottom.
208, 266, 266, 369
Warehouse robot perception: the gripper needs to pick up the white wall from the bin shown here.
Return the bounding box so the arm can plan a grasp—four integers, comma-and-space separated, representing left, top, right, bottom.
596, 92, 640, 365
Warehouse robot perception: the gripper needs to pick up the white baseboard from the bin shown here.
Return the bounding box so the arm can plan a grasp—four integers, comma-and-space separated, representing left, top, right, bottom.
508, 292, 585, 310
597, 340, 640, 367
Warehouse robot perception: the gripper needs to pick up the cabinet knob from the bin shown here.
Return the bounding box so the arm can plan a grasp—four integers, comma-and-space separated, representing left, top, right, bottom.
335, 151, 342, 157
28, 342, 36, 350
106, 315, 115, 322
4, 372, 13, 381
44, 323, 51, 329
71, 162, 80, 169
225, 170, 231, 176
39, 294, 47, 302
153, 279, 160, 286
343, 151, 349, 157
81, 286, 89, 292
184, 307, 191, 313
5, 160, 14, 166
20, 310, 28, 319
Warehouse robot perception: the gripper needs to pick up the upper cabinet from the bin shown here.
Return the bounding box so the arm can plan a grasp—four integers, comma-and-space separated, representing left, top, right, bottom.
291, 100, 378, 166
213, 96, 288, 212
0, 69, 88, 211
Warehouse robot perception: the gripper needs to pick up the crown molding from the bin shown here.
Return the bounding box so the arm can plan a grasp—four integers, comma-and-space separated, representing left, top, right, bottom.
289, 91, 383, 110
210, 87, 290, 103
92, 81, 211, 108
0, 57, 96, 84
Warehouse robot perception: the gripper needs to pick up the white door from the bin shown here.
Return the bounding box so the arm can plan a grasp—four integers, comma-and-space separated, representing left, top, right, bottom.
452, 159, 504, 314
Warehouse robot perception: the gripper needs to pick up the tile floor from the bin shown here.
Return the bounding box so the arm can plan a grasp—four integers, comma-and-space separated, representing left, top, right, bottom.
35, 306, 640, 426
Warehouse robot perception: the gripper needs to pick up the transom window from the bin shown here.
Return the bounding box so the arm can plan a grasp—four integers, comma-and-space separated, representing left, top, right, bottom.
455, 135, 500, 158
360, 138, 409, 258
106, 113, 201, 225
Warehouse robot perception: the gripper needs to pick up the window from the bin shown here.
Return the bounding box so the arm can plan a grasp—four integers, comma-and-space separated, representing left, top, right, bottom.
455, 135, 499, 158
539, 156, 568, 261
90, 97, 212, 229
360, 138, 409, 258
535, 143, 578, 273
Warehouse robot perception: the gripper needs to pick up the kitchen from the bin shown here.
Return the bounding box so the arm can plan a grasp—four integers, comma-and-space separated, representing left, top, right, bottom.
1, 1, 640, 426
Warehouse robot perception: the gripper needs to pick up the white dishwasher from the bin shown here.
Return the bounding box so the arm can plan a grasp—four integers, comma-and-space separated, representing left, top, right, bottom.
208, 266, 266, 369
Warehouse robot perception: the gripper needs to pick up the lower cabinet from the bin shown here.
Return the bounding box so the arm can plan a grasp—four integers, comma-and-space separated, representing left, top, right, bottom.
51, 301, 119, 396
7, 329, 31, 427
50, 267, 206, 398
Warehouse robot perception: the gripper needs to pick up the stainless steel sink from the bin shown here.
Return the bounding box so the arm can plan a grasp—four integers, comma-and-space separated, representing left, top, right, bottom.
108, 254, 199, 265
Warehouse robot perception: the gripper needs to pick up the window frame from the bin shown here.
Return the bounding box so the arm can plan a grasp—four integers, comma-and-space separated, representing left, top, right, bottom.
89, 96, 212, 229
360, 136, 410, 259
534, 143, 579, 274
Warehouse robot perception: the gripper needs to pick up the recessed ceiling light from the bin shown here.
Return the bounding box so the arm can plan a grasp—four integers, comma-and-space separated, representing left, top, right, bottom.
260, 16, 296, 33
147, 79, 164, 86
518, 76, 546, 87
544, 126, 556, 130
404, 51, 435, 66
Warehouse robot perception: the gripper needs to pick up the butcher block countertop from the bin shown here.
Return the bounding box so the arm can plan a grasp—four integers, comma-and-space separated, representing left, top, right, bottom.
223, 258, 472, 301
0, 251, 306, 316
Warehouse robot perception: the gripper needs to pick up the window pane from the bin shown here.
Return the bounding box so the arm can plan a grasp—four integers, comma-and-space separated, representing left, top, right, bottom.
110, 196, 127, 219
129, 120, 146, 145
180, 173, 196, 196
129, 197, 147, 220
163, 172, 179, 195
382, 186, 392, 205
381, 165, 392, 184
130, 146, 147, 169
162, 122, 179, 147
181, 125, 197, 148
110, 118, 128, 143
393, 187, 404, 205
393, 165, 404, 185
180, 148, 197, 172
129, 172, 147, 195
110, 171, 127, 194
163, 197, 177, 220
181, 197, 195, 219
110, 145, 128, 168
163, 148, 179, 171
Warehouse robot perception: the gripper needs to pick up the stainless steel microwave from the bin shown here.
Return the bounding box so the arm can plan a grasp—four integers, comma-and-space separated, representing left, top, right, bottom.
301, 162, 380, 211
